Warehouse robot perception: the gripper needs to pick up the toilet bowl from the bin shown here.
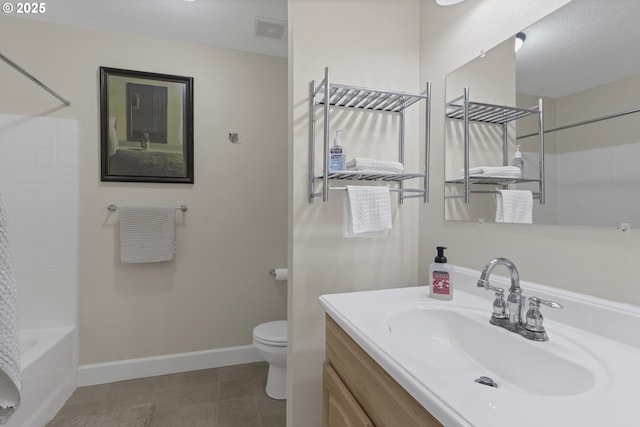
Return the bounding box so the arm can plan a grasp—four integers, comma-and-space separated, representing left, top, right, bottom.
253, 320, 287, 400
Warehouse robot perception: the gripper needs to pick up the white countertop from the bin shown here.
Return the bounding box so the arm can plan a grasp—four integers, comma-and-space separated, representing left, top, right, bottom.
319, 266, 640, 427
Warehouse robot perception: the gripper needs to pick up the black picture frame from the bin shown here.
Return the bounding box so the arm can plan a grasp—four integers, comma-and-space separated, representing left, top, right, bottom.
100, 67, 194, 183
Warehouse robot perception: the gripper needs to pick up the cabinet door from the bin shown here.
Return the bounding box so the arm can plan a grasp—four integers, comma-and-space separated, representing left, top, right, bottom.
323, 362, 374, 427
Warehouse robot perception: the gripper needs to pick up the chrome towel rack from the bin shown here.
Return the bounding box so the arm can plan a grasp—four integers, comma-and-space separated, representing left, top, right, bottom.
107, 204, 188, 212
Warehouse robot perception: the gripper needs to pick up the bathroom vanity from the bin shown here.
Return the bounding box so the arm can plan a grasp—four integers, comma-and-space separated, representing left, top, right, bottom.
320, 266, 640, 427
323, 315, 441, 426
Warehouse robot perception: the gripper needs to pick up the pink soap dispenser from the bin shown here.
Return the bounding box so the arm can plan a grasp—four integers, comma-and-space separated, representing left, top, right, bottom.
429, 246, 453, 300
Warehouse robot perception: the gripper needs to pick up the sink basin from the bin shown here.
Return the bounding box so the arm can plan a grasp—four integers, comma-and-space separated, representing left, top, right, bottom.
319, 276, 640, 427
384, 306, 597, 396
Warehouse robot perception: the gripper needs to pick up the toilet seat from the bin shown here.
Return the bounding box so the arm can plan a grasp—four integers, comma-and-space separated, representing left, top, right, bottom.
253, 320, 287, 347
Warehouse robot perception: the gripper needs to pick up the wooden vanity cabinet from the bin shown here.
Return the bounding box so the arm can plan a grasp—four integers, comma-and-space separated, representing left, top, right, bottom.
323, 315, 443, 427
324, 362, 374, 427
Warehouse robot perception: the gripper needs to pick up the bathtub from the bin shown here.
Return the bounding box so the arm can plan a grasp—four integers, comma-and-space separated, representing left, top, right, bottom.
4, 327, 77, 427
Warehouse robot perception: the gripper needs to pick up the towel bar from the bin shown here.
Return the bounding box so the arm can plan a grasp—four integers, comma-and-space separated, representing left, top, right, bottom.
107, 204, 188, 212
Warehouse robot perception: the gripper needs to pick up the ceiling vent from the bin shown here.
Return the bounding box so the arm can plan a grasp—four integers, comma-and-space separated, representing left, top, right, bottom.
253, 17, 287, 40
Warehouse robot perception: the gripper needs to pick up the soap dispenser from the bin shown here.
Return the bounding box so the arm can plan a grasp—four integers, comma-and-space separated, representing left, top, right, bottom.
429, 246, 453, 300
329, 130, 346, 172
512, 144, 524, 178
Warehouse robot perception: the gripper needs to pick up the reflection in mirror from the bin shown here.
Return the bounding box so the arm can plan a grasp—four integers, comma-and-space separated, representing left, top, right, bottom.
445, 0, 640, 227
126, 83, 168, 143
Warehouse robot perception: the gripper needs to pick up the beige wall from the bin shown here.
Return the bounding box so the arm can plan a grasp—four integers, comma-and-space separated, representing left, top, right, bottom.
288, 0, 421, 425
419, 0, 640, 311
0, 16, 287, 364
555, 73, 640, 153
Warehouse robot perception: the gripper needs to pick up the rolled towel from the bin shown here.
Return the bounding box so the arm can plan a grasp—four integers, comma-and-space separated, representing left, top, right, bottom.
459, 166, 521, 178
347, 158, 404, 174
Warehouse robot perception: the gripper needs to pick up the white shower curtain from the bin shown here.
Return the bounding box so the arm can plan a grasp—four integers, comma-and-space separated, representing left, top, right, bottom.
0, 183, 21, 423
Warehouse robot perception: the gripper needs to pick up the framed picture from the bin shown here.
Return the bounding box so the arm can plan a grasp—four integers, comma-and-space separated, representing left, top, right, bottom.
99, 67, 194, 183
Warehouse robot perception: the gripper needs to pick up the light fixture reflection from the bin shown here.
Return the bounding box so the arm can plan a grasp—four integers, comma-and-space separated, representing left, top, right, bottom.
515, 32, 526, 52
435, 0, 465, 5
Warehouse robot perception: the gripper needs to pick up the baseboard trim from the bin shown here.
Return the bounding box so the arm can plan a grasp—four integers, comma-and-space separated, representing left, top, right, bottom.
78, 345, 262, 386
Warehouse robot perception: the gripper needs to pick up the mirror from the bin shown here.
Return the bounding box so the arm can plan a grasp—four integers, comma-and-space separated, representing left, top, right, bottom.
445, 0, 640, 227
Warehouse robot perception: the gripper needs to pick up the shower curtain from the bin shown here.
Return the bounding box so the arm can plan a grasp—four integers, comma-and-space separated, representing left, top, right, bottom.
0, 183, 21, 423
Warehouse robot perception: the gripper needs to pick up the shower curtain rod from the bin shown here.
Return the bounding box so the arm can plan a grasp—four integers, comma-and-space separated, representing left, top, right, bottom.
517, 106, 640, 140
0, 51, 71, 106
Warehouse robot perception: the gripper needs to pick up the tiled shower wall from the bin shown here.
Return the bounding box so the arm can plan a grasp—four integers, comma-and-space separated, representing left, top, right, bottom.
0, 113, 78, 330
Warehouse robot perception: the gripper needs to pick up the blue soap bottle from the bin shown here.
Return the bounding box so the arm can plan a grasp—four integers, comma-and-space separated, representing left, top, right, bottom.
329, 130, 345, 171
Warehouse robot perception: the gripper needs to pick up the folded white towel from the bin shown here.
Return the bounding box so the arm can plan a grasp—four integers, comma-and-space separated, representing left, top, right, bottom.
495, 190, 532, 224
0, 185, 21, 423
460, 166, 521, 178
119, 207, 176, 263
343, 186, 392, 237
347, 158, 404, 174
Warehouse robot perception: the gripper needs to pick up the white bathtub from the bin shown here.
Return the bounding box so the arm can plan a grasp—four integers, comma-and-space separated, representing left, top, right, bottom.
4, 327, 77, 427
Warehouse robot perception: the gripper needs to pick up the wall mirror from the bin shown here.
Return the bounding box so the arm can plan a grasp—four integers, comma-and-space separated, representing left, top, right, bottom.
444, 0, 640, 227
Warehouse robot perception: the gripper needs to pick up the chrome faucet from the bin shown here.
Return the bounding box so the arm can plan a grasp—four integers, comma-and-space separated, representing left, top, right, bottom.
477, 257, 562, 341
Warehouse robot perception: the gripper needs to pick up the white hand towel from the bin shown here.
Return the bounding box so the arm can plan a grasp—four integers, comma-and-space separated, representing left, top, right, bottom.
460, 166, 521, 178
343, 186, 392, 237
119, 207, 176, 263
347, 158, 404, 174
0, 185, 21, 423
495, 190, 533, 224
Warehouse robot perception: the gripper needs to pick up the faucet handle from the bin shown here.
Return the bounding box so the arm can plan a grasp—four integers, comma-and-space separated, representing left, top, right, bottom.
491, 287, 507, 319
529, 296, 563, 310
477, 279, 503, 294
524, 296, 563, 340
478, 281, 507, 320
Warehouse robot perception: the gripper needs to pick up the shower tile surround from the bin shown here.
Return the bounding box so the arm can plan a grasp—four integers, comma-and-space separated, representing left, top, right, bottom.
0, 113, 78, 329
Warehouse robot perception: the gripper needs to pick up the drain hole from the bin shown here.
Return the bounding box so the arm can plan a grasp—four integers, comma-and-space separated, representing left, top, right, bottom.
474, 376, 498, 388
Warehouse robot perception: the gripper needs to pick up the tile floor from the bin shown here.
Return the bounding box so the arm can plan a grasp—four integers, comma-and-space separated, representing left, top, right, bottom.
47, 362, 286, 427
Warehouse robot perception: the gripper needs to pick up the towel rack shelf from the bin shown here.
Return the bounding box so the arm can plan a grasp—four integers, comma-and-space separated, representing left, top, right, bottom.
445, 177, 541, 185
445, 87, 545, 205
309, 67, 431, 204
446, 191, 542, 199
320, 171, 425, 182
107, 204, 188, 211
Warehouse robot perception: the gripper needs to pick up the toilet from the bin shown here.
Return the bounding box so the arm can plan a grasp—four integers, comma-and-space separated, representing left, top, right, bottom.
253, 320, 287, 400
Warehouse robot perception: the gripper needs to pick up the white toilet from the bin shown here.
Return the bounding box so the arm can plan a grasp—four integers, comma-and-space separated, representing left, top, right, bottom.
253, 320, 287, 400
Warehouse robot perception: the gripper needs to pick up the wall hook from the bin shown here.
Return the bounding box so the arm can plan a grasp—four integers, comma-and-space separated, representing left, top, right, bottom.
228, 132, 239, 143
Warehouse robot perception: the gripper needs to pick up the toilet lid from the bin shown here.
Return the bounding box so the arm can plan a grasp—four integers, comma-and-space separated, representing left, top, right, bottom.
253, 320, 287, 346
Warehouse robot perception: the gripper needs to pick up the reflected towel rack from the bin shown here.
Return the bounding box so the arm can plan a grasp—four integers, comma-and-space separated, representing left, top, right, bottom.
0, 51, 71, 106
107, 204, 188, 212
